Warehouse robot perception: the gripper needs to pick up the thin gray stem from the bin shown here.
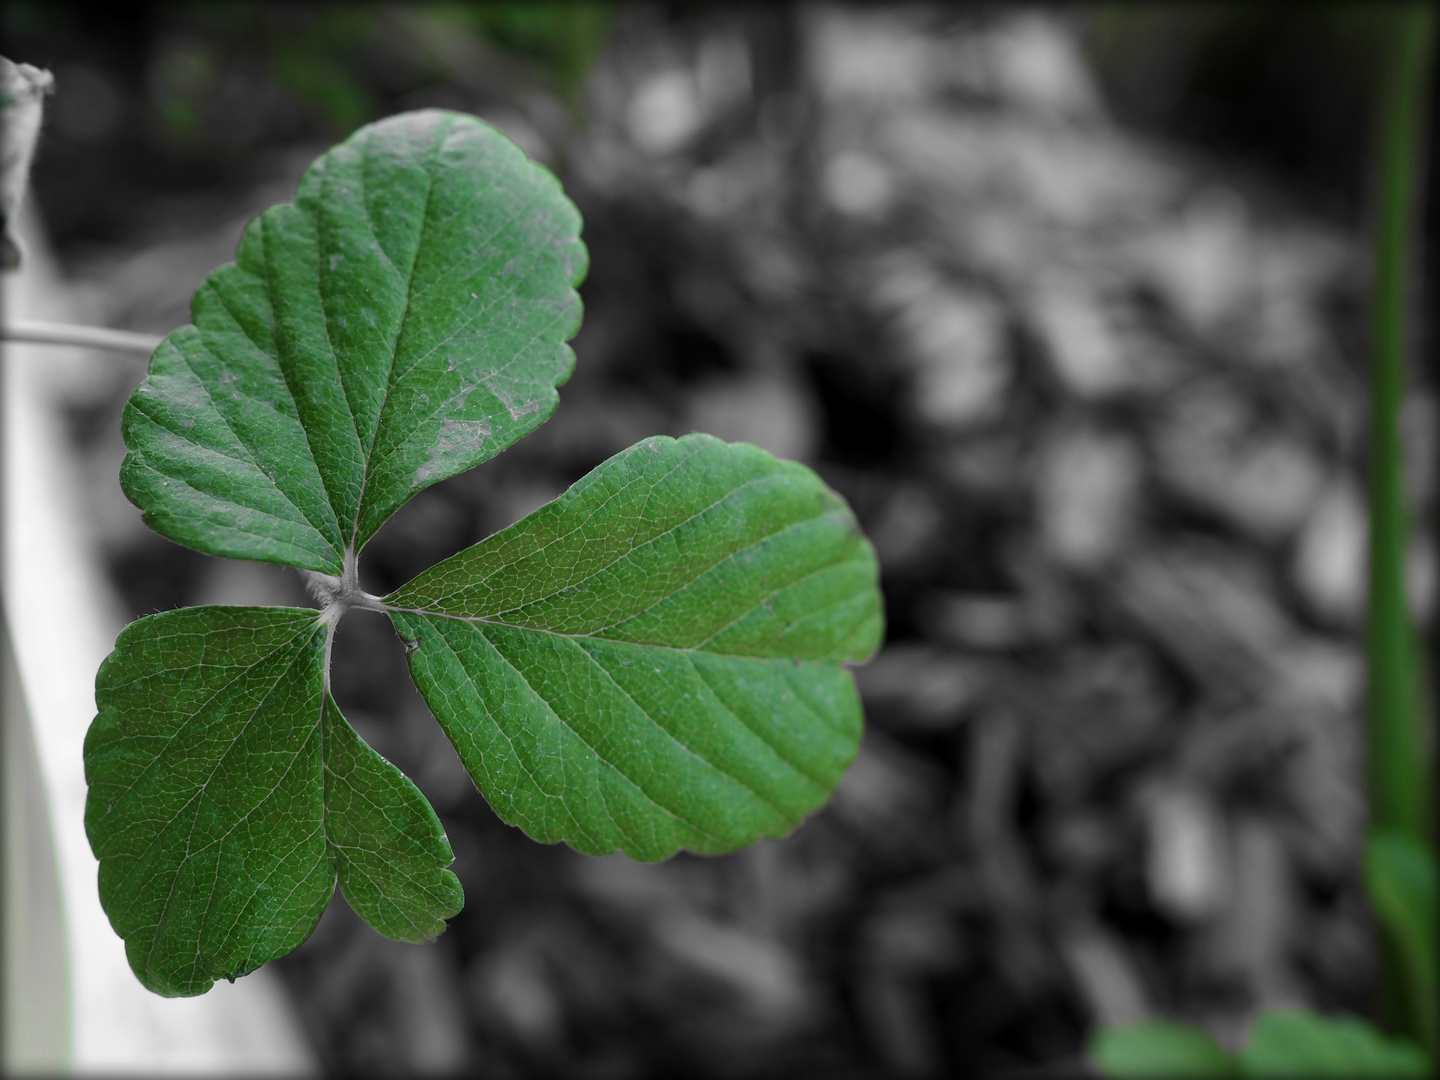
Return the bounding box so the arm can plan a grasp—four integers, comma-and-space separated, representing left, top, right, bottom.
1, 318, 163, 355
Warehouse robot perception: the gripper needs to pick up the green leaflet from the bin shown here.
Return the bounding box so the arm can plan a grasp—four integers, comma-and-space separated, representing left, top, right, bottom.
87, 110, 882, 997
1364, 829, 1439, 1054
1088, 1019, 1236, 1078
388, 435, 882, 860
322, 693, 464, 944
84, 607, 460, 997
1089, 1011, 1432, 1079
119, 109, 585, 573
1238, 1011, 1431, 1078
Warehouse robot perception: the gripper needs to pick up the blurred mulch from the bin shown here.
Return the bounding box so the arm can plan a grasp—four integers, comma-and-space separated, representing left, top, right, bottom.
60, 7, 1431, 1077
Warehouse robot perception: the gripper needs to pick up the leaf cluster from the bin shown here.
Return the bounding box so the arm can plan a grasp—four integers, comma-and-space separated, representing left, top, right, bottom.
84, 110, 881, 996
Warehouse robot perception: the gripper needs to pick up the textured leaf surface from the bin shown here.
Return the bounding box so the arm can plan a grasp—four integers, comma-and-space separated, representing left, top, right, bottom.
387, 434, 882, 860
322, 693, 463, 942
1089, 1019, 1237, 1078
1238, 1011, 1432, 1077
84, 606, 460, 996
119, 109, 586, 573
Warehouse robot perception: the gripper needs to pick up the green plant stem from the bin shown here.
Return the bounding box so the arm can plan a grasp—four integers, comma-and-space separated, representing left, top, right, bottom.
1366, 1, 1436, 1060
1368, 0, 1433, 854
0, 319, 161, 355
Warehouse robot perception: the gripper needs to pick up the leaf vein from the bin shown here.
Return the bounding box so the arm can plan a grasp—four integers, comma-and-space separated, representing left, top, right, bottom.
684, 656, 832, 792
564, 637, 790, 823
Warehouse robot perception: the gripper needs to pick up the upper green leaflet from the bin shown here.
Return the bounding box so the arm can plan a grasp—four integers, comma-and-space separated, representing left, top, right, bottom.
121, 109, 586, 572
86, 110, 883, 997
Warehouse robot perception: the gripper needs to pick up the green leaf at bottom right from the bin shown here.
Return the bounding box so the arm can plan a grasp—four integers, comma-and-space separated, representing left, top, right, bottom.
1089, 1019, 1236, 1078
1090, 1011, 1431, 1079
1237, 1011, 1431, 1078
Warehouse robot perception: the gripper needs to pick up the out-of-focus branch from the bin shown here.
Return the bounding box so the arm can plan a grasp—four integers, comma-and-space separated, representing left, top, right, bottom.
0, 319, 162, 356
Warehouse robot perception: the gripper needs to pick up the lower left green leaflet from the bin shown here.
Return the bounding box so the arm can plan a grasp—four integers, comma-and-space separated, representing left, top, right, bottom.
84, 606, 461, 997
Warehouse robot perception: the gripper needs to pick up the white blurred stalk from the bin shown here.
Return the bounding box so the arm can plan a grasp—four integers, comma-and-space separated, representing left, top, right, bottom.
3, 201, 317, 1075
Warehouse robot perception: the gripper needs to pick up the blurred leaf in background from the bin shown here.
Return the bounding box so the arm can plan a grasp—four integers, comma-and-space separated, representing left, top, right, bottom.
264, 8, 376, 135
1238, 1011, 1431, 1077
1089, 1019, 1236, 1078
145, 6, 382, 148
0, 2, 612, 249
458, 2, 612, 101
1093, 1011, 1432, 1078
1363, 831, 1438, 1055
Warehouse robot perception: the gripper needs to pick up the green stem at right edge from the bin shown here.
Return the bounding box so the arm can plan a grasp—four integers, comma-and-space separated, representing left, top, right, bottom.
1365, 0, 1437, 1059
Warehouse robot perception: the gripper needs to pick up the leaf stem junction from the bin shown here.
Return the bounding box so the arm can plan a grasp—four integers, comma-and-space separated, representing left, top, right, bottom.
305, 549, 389, 624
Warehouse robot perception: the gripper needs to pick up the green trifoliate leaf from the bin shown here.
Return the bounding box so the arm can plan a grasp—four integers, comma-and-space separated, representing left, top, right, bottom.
1088, 1019, 1237, 1078
1237, 1010, 1431, 1078
84, 606, 460, 997
89, 110, 884, 997
119, 109, 585, 574
386, 434, 883, 861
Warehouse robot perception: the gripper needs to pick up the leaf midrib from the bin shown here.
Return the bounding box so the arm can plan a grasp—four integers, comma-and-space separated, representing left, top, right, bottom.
392, 467, 844, 631
344, 114, 451, 552
382, 549, 866, 661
